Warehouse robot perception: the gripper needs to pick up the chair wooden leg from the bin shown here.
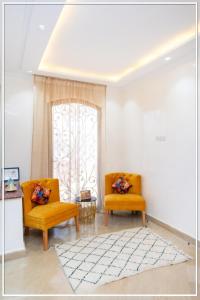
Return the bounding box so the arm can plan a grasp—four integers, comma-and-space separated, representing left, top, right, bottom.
74, 216, 80, 232
104, 210, 109, 226
43, 230, 48, 251
142, 211, 146, 226
24, 227, 29, 235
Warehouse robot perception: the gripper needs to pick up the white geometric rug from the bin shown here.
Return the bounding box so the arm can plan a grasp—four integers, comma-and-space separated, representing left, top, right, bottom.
55, 227, 191, 293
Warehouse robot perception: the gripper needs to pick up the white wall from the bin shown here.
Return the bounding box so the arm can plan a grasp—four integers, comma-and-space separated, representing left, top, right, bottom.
120, 57, 196, 239
0, 85, 2, 170
105, 86, 124, 172
105, 86, 143, 174
118, 92, 143, 174
5, 72, 33, 181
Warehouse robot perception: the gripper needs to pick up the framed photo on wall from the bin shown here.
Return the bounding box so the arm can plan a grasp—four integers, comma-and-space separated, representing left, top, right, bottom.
4, 167, 20, 181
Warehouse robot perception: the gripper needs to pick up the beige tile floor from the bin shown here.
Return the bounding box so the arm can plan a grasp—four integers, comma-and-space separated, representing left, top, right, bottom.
2, 212, 200, 299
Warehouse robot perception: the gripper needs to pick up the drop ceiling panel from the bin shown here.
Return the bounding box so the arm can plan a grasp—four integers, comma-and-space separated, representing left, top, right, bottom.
5, 4, 32, 72
2, 2, 196, 85
22, 4, 63, 72
40, 4, 195, 75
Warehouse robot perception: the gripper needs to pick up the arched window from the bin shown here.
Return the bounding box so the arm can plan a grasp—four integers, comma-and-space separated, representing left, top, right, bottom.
52, 102, 98, 202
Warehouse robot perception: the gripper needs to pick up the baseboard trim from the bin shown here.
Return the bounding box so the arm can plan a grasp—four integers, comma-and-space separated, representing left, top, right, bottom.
147, 214, 200, 247
0, 248, 26, 261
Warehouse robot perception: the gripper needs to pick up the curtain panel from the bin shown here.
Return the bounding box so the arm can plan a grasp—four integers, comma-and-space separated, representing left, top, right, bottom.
31, 75, 106, 208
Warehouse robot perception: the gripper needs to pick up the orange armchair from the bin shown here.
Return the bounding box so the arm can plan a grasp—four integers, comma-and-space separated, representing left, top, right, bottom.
104, 173, 146, 226
21, 178, 79, 250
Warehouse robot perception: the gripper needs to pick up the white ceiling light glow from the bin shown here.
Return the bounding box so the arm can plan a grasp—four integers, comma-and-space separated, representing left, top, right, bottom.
38, 4, 196, 84
38, 24, 45, 31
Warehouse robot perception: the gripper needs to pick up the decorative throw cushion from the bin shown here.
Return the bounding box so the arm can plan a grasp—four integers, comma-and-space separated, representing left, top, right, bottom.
112, 177, 132, 194
31, 183, 51, 205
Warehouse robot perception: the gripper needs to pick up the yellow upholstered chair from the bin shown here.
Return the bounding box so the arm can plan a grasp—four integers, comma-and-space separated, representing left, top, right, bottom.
104, 173, 146, 226
21, 178, 79, 250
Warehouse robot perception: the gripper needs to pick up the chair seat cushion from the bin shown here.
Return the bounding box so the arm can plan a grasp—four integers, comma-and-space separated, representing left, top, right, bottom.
25, 202, 78, 230
104, 194, 145, 211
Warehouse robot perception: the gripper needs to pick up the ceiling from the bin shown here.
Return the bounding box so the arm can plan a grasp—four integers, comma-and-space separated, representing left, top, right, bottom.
3, 0, 196, 85
4, 0, 63, 74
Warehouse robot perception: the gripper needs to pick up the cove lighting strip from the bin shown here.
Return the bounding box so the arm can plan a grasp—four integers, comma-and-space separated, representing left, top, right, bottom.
39, 4, 197, 83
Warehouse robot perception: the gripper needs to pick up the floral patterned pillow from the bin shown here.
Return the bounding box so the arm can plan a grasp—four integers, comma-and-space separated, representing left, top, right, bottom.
31, 183, 51, 205
112, 177, 132, 194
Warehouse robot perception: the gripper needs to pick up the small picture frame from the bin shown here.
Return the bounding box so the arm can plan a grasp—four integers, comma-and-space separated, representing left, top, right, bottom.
4, 167, 20, 182
80, 190, 91, 201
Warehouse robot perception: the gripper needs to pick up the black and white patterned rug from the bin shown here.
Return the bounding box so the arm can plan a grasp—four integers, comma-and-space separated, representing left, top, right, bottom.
55, 227, 191, 293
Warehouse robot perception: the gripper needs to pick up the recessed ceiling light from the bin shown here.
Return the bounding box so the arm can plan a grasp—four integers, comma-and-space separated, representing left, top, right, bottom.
38, 24, 45, 31
164, 56, 171, 61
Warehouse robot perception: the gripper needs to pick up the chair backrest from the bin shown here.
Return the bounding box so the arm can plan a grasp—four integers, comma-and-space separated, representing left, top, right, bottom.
21, 178, 60, 216
105, 172, 142, 195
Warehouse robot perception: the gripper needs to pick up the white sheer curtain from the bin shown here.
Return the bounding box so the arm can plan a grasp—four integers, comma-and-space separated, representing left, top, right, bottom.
52, 102, 99, 203
31, 75, 106, 209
